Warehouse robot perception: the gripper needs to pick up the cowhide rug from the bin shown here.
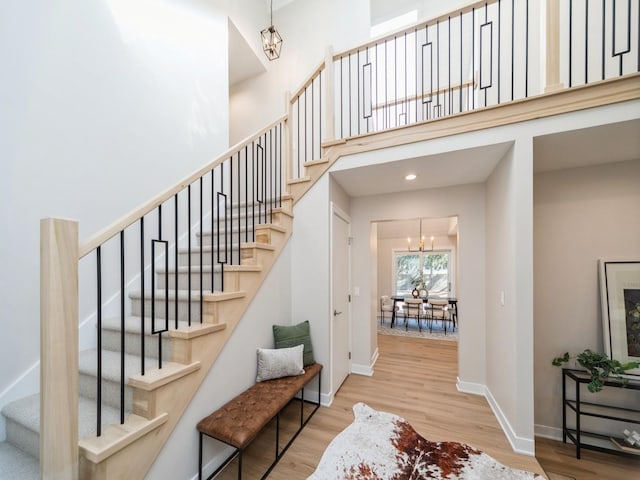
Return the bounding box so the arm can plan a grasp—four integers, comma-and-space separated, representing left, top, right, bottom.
308, 403, 542, 480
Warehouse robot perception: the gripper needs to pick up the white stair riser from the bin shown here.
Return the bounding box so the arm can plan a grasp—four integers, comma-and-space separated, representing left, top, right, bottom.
78, 373, 134, 412
102, 328, 171, 361
130, 297, 202, 322
5, 419, 39, 460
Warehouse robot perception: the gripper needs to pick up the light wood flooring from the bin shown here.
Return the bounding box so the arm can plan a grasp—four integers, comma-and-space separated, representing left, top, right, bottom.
215, 334, 640, 479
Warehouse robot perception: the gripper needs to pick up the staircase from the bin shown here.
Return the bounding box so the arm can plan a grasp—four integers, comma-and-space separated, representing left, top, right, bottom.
0, 155, 332, 479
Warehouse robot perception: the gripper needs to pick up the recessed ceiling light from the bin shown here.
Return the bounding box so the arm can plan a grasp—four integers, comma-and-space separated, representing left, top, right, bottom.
405, 174, 417, 181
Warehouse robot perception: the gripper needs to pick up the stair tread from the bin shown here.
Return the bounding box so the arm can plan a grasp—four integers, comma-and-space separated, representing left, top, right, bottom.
156, 264, 262, 274
2, 393, 121, 439
79, 349, 161, 382
101, 316, 224, 335
129, 288, 222, 302
0, 442, 39, 480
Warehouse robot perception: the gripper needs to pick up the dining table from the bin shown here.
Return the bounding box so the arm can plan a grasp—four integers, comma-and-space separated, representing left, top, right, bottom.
390, 295, 458, 328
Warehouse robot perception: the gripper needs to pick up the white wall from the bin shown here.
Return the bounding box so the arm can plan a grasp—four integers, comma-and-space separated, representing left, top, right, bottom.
485, 140, 535, 454
291, 175, 332, 402
533, 159, 640, 439
147, 242, 293, 479
0, 0, 231, 419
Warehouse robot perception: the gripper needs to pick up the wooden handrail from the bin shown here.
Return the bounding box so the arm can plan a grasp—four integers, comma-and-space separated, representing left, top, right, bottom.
289, 60, 326, 104
334, 0, 498, 60
79, 114, 287, 259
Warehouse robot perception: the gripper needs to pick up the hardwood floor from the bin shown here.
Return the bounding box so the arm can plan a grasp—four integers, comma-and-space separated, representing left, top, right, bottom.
217, 334, 639, 479
535, 436, 640, 480
268, 334, 545, 479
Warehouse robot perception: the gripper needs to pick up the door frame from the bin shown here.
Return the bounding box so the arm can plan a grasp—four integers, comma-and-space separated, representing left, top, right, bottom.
330, 202, 352, 401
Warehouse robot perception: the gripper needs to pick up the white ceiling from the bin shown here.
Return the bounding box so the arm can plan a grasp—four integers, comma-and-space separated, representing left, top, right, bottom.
330, 142, 513, 198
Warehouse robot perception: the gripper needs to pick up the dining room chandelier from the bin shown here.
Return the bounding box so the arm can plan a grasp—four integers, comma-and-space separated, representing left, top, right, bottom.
261, 0, 283, 61
407, 218, 434, 252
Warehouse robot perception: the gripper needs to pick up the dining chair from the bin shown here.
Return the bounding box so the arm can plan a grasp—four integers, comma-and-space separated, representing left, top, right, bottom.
380, 296, 395, 325
403, 297, 424, 332
426, 299, 450, 333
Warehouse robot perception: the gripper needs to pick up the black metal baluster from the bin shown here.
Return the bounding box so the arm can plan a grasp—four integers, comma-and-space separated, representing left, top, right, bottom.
312, 75, 315, 157
460, 12, 463, 112
304, 88, 308, 164
404, 33, 407, 125
214, 167, 219, 290
602, 0, 606, 80
237, 151, 242, 260
394, 36, 397, 125
511, 0, 515, 100
525, 0, 529, 96
199, 177, 203, 323
244, 146, 248, 243
415, 29, 418, 123
357, 49, 361, 135
221, 164, 226, 292
188, 184, 192, 326
297, 94, 300, 177
319, 69, 322, 152
340, 57, 344, 138
96, 246, 102, 436
175, 193, 179, 329
437, 20, 441, 116
472, 8, 476, 109
120, 230, 125, 425
448, 16, 452, 115
498, 1, 501, 104
348, 53, 352, 136
140, 217, 145, 376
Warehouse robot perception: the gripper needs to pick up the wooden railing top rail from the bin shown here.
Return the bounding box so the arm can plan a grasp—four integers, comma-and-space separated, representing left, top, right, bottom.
333, 0, 499, 59
289, 60, 326, 104
79, 114, 288, 259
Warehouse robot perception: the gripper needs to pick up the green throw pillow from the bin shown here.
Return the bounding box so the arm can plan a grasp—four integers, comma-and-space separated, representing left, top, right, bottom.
273, 320, 315, 366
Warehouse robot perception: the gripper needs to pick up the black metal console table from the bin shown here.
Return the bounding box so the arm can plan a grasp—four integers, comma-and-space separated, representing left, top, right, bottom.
562, 368, 640, 459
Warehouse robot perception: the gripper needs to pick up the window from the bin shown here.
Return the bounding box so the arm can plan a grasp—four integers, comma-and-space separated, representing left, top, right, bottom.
394, 250, 451, 296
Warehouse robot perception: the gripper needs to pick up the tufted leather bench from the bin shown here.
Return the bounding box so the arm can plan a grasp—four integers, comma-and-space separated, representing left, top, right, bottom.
197, 363, 322, 480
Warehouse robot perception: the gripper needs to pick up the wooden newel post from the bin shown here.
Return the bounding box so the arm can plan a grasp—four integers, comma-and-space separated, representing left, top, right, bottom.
323, 46, 335, 144
40, 218, 79, 480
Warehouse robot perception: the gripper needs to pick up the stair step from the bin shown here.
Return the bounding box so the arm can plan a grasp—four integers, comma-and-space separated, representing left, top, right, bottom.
1, 394, 121, 460
155, 264, 261, 291
101, 316, 172, 360
129, 289, 206, 322
0, 442, 39, 480
78, 349, 158, 410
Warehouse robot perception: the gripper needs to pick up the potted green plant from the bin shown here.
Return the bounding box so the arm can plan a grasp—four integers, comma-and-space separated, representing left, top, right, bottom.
552, 349, 640, 393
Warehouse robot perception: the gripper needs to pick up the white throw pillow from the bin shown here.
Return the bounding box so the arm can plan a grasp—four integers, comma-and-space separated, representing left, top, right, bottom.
256, 344, 305, 382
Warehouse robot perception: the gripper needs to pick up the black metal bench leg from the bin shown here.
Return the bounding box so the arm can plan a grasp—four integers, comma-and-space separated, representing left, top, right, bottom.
199, 432, 203, 480
300, 387, 304, 427
238, 449, 243, 480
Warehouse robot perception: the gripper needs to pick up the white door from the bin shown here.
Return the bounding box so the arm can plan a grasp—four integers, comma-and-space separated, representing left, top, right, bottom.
331, 204, 351, 395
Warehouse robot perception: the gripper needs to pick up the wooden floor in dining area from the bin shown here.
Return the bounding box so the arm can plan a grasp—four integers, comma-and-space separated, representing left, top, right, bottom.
267, 334, 546, 479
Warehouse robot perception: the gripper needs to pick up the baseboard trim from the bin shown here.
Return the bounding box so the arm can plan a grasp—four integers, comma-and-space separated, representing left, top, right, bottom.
485, 387, 535, 456
534, 424, 563, 441
456, 377, 485, 396
351, 348, 378, 377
